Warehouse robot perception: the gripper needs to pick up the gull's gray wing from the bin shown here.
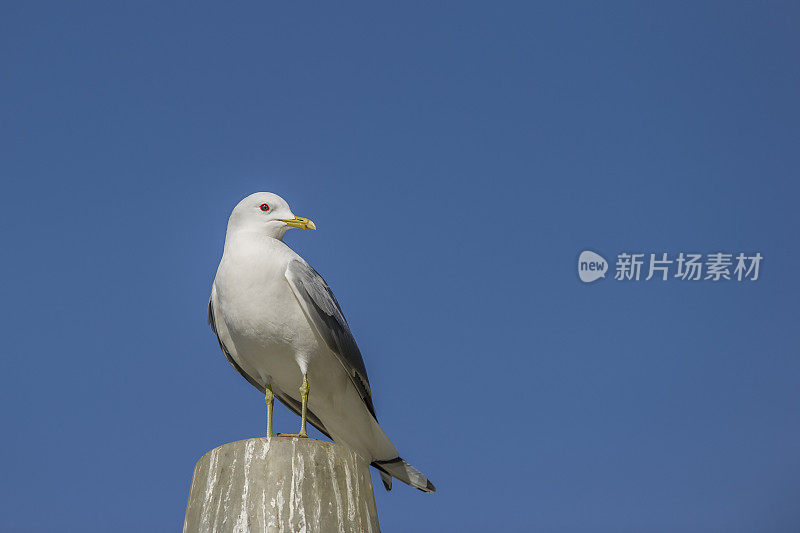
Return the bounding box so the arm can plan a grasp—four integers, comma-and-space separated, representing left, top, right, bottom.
285, 259, 376, 419
208, 286, 332, 437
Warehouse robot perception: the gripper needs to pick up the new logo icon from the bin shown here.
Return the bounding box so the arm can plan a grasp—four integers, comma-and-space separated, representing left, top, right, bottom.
578, 250, 607, 283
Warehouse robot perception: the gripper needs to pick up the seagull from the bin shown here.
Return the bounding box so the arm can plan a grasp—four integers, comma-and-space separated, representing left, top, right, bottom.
208, 192, 435, 493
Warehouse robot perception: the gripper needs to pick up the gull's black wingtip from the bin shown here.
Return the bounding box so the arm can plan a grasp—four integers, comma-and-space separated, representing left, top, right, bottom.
373, 457, 435, 493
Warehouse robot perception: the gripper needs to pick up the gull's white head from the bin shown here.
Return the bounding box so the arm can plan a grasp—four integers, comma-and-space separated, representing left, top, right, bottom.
227, 192, 316, 240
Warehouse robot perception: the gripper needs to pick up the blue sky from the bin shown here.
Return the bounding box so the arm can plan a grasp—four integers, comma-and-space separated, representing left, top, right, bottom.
2, 2, 800, 531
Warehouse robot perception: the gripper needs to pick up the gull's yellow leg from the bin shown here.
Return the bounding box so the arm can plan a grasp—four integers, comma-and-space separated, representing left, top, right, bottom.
277, 374, 310, 438
265, 386, 274, 438
298, 374, 309, 438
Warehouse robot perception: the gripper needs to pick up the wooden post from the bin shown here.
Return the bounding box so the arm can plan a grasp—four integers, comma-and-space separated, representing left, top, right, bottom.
183, 437, 380, 533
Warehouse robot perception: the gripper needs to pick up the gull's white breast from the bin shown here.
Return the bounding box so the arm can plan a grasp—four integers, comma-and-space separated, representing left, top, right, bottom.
212, 231, 322, 386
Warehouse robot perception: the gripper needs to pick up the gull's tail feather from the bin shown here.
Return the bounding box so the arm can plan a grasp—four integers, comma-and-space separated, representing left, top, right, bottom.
372, 457, 436, 493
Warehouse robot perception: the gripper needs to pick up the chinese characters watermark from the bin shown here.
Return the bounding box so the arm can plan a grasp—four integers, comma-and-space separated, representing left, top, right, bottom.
578, 251, 762, 283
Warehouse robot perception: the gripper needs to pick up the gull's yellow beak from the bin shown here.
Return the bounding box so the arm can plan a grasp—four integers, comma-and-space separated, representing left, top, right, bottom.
280, 215, 316, 230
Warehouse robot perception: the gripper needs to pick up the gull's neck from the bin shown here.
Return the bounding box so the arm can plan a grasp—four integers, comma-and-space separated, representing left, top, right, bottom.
223, 226, 289, 254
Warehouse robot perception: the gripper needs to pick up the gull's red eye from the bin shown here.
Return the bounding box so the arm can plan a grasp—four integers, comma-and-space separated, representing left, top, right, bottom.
260, 203, 270, 212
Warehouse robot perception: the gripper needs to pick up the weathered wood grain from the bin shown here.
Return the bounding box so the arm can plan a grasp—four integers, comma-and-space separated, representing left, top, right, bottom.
183, 437, 379, 533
